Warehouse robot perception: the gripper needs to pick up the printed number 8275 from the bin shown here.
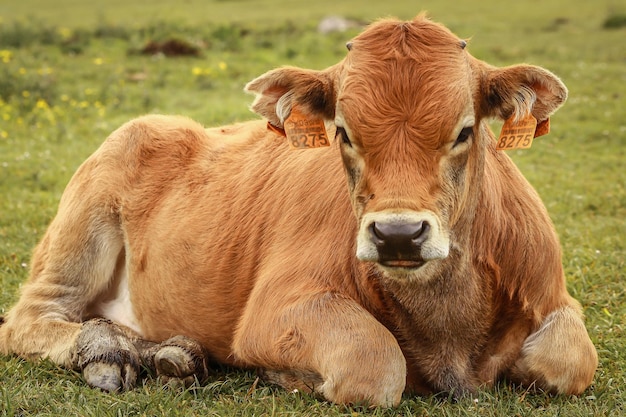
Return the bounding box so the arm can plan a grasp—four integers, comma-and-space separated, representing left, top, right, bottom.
497, 133, 533, 150
290, 132, 329, 148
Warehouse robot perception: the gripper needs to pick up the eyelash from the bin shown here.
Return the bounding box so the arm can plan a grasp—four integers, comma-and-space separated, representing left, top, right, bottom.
454, 126, 473, 148
336, 126, 352, 147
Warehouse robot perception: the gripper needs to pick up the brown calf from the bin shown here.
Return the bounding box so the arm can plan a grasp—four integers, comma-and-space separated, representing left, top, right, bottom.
0, 15, 596, 407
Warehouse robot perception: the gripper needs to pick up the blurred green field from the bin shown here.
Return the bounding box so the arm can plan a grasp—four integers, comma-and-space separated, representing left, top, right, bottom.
0, 0, 624, 416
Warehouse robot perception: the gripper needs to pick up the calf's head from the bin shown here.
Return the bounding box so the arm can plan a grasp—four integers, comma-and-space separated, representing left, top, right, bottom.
246, 15, 567, 280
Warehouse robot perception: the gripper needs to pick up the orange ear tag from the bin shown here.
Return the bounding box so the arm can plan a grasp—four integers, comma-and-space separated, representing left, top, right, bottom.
496, 113, 537, 150
534, 118, 550, 138
284, 106, 330, 150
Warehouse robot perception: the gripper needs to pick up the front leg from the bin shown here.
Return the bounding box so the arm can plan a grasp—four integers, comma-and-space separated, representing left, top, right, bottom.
233, 289, 406, 407
510, 302, 597, 394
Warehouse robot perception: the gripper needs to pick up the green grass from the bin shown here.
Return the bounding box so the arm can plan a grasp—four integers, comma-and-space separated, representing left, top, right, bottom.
0, 0, 624, 415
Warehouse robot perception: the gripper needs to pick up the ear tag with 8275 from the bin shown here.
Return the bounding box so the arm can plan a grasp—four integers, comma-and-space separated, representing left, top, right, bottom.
284, 106, 330, 150
496, 113, 537, 150
496, 113, 551, 151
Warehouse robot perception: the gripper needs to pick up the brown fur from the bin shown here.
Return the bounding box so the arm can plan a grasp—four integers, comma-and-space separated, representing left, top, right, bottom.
0, 15, 596, 407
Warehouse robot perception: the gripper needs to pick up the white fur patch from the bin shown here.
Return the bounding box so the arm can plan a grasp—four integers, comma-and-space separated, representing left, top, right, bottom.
92, 263, 143, 336
512, 85, 537, 123
276, 91, 295, 124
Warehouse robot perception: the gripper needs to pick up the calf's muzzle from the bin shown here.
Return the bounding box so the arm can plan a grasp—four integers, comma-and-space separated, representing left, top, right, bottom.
369, 220, 430, 267
356, 211, 450, 269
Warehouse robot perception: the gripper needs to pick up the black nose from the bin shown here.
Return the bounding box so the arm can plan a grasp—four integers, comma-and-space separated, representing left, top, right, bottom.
369, 221, 430, 260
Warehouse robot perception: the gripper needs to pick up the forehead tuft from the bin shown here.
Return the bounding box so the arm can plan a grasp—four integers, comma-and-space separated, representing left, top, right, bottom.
349, 15, 465, 58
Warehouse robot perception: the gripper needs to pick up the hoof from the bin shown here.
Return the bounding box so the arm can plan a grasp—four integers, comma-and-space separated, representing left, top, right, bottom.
153, 335, 209, 387
83, 361, 138, 392
75, 319, 141, 391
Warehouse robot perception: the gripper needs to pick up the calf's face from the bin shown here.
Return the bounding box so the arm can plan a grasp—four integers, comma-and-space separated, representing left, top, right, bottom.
335, 20, 475, 276
246, 16, 568, 281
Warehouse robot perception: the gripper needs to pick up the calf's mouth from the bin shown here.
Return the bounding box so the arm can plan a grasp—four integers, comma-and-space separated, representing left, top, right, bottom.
379, 259, 426, 269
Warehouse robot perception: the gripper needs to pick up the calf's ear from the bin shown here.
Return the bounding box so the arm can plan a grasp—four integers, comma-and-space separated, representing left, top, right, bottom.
245, 65, 338, 128
476, 62, 568, 123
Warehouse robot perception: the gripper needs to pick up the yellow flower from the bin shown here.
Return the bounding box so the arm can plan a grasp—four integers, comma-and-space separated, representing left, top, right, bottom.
61, 94, 70, 102
0, 50, 12, 63
18, 68, 27, 75
58, 27, 72, 40
2, 113, 10, 121
22, 91, 30, 98
93, 58, 104, 65
36, 99, 49, 110
192, 67, 213, 76
218, 61, 227, 71
1, 131, 8, 139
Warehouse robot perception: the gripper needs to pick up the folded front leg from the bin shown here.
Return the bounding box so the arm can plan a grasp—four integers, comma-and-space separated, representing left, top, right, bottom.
510, 302, 597, 395
233, 290, 406, 407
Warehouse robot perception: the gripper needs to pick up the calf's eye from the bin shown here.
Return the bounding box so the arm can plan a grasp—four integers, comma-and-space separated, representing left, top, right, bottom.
336, 126, 352, 147
454, 126, 473, 148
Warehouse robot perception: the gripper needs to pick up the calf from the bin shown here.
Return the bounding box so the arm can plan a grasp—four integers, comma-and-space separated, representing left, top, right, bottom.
0, 15, 596, 407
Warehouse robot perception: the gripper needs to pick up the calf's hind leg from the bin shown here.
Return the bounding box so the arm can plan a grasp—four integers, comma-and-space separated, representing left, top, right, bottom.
0, 203, 145, 391
0, 129, 211, 391
0, 223, 210, 391
511, 303, 597, 394
0, 153, 205, 390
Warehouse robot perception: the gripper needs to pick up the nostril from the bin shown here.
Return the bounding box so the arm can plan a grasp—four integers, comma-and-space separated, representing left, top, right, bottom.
369, 222, 386, 244
411, 221, 430, 245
